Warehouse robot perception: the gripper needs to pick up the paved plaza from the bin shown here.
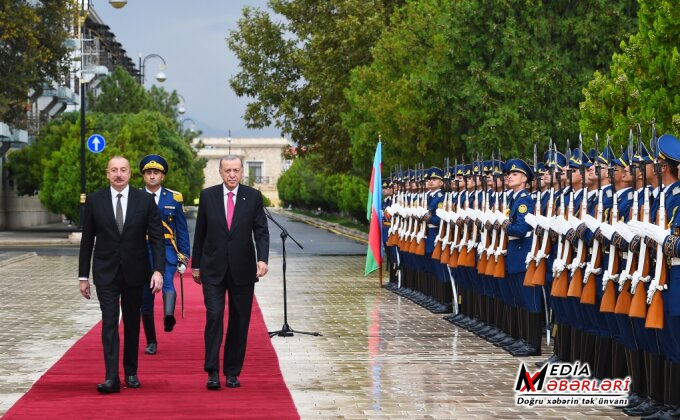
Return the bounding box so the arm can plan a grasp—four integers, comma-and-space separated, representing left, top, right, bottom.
0, 213, 628, 418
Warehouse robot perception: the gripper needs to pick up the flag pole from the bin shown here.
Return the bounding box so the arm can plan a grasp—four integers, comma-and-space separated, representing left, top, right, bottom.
378, 134, 383, 287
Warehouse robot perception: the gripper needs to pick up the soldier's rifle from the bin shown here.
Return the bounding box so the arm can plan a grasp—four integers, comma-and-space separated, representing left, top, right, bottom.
601, 136, 620, 312
440, 159, 456, 265
463, 158, 481, 267
551, 140, 573, 297
414, 163, 428, 255
629, 124, 652, 318
493, 149, 509, 279
566, 134, 589, 297
615, 132, 638, 314
532, 140, 556, 286
477, 156, 492, 272
524, 144, 541, 286
581, 134, 604, 303
484, 155, 501, 276
432, 158, 450, 260
645, 124, 667, 329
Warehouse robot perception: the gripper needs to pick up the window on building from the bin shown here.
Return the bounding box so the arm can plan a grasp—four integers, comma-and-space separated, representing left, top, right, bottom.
247, 161, 263, 184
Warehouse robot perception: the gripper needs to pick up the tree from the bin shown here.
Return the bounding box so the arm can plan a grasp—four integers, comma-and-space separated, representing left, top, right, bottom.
580, 0, 680, 146
37, 110, 204, 222
227, 0, 403, 172
344, 0, 638, 174
0, 0, 74, 126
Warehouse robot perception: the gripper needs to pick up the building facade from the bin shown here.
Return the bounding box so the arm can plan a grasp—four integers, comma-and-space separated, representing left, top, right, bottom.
195, 137, 293, 206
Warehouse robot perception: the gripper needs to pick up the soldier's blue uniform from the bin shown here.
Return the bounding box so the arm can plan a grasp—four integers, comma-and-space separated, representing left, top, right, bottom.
138, 154, 191, 355
502, 158, 541, 356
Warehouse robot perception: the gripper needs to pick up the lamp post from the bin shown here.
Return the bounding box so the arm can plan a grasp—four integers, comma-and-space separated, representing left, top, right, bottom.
228, 129, 232, 154
138, 53, 167, 84
79, 0, 126, 228
177, 94, 186, 115
180, 118, 196, 132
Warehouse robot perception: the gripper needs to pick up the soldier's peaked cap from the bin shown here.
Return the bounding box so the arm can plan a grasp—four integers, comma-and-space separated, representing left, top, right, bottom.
139, 154, 169, 174
504, 158, 534, 183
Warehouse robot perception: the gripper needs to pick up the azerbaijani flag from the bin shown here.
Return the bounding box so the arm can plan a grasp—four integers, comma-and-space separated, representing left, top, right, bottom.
365, 141, 382, 275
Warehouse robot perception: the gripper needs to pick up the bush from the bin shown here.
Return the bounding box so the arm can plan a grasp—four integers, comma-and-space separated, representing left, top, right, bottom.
278, 157, 369, 223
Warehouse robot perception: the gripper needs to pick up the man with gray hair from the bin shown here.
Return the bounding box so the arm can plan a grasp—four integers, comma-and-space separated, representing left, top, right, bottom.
192, 155, 270, 390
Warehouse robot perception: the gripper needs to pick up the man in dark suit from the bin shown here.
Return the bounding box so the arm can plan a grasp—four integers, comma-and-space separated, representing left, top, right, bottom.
79, 156, 165, 393
192, 155, 269, 390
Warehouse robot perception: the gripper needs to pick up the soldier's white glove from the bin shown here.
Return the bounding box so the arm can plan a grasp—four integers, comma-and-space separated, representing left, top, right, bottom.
567, 216, 583, 231
626, 220, 646, 238
582, 214, 599, 232
629, 220, 669, 245
535, 214, 551, 230
524, 213, 538, 229
177, 263, 187, 274
597, 223, 616, 241
550, 217, 570, 235
613, 221, 636, 243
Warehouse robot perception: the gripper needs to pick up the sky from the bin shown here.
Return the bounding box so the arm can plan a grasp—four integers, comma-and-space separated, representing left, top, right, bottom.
94, 0, 280, 138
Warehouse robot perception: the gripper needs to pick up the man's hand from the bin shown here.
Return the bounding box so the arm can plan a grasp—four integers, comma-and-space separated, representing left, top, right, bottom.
256, 261, 268, 278
150, 271, 163, 293
192, 268, 201, 285
79, 280, 91, 300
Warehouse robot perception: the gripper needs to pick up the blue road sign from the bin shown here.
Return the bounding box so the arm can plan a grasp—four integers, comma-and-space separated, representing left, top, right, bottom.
86, 134, 106, 154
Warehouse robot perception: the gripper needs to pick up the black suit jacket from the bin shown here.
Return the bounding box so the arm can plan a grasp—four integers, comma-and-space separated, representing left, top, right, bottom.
192, 183, 269, 285
79, 187, 165, 286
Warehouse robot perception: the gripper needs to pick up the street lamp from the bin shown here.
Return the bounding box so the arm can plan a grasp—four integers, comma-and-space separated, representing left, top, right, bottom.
177, 94, 186, 115
138, 53, 167, 84
180, 118, 196, 132
109, 0, 127, 8
228, 129, 232, 154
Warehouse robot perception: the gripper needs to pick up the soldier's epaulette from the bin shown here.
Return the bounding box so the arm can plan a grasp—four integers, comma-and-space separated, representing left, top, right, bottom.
166, 188, 184, 202
520, 192, 527, 198
436, 191, 443, 198
673, 186, 680, 196
627, 191, 633, 201
605, 189, 612, 198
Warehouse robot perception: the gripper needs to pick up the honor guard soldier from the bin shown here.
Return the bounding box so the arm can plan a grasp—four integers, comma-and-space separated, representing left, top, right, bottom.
501, 158, 541, 356
139, 154, 191, 355
626, 133, 680, 418
423, 167, 450, 312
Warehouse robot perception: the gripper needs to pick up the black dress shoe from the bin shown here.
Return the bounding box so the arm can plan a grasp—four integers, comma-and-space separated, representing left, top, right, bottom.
510, 344, 540, 357
164, 315, 176, 332
206, 372, 221, 390
535, 354, 560, 368
623, 392, 646, 409
125, 375, 141, 388
97, 379, 120, 394
493, 336, 517, 347
226, 375, 240, 388
642, 405, 680, 420
624, 398, 665, 416
145, 342, 157, 355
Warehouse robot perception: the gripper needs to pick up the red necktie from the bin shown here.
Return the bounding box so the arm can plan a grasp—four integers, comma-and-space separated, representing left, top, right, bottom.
227, 191, 234, 230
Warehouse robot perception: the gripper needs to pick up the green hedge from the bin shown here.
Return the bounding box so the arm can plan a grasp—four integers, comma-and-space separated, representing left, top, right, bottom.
278, 157, 368, 223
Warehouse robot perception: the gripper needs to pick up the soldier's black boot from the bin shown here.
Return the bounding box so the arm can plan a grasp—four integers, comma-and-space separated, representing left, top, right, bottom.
142, 313, 157, 355
163, 291, 177, 332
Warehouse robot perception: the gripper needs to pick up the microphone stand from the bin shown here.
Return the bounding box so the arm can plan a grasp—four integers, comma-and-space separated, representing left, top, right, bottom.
264, 207, 321, 337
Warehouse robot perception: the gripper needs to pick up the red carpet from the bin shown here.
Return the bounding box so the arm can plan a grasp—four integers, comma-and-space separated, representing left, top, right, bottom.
3, 267, 299, 419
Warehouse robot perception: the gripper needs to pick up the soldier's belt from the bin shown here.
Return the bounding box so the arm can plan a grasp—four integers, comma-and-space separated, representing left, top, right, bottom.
671, 257, 680, 266
621, 252, 629, 259
508, 232, 531, 241
427, 224, 437, 228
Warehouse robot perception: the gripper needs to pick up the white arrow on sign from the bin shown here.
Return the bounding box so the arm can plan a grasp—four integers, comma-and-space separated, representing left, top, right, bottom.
92, 137, 101, 151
